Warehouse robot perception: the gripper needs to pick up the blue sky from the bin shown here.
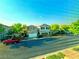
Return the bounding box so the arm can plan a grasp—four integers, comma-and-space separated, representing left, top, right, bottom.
0, 0, 79, 25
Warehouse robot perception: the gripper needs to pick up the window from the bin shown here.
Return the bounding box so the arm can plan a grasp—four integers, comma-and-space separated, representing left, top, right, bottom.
41, 27, 44, 29
46, 27, 49, 29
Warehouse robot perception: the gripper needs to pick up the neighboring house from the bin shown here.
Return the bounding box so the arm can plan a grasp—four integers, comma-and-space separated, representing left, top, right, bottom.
28, 25, 38, 38
3, 25, 10, 34
0, 24, 10, 40
39, 24, 50, 35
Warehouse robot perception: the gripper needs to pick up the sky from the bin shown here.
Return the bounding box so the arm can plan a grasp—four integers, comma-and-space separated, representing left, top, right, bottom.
0, 0, 79, 26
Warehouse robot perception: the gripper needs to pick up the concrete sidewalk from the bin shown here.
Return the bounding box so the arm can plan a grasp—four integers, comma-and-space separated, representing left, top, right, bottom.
30, 48, 79, 59
64, 49, 79, 59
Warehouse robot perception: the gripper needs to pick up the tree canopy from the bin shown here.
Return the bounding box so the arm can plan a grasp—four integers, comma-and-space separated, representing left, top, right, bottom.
60, 24, 69, 31
50, 24, 59, 31
69, 20, 79, 35
0, 24, 5, 33
11, 23, 27, 34
11, 23, 22, 33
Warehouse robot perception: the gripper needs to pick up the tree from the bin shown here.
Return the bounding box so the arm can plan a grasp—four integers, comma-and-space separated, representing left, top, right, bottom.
21, 25, 27, 33
50, 24, 60, 35
11, 23, 28, 40
50, 24, 59, 31
11, 23, 22, 33
60, 24, 70, 34
69, 20, 79, 35
0, 24, 5, 33
60, 24, 69, 31
20, 24, 28, 37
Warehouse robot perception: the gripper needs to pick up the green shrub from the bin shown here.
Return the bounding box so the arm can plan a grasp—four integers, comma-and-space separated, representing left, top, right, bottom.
57, 52, 65, 59
46, 52, 65, 59
73, 47, 79, 51
46, 54, 59, 59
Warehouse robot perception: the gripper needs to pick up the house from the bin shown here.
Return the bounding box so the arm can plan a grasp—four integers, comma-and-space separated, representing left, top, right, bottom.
28, 25, 38, 38
0, 24, 10, 40
39, 24, 50, 36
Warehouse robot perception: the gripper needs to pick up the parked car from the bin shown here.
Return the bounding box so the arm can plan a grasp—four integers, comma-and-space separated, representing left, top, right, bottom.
3, 39, 20, 45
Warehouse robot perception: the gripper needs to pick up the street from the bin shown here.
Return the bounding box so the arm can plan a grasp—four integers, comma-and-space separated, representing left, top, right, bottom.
0, 36, 79, 59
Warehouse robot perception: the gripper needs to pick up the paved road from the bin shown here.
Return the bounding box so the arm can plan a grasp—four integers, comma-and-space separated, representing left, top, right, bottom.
9, 36, 79, 59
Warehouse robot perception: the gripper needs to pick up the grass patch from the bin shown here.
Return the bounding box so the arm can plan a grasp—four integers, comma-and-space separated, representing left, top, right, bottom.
73, 46, 79, 51
46, 52, 65, 59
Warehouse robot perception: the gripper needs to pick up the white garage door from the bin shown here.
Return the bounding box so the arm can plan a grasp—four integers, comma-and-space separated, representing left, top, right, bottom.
29, 33, 37, 38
